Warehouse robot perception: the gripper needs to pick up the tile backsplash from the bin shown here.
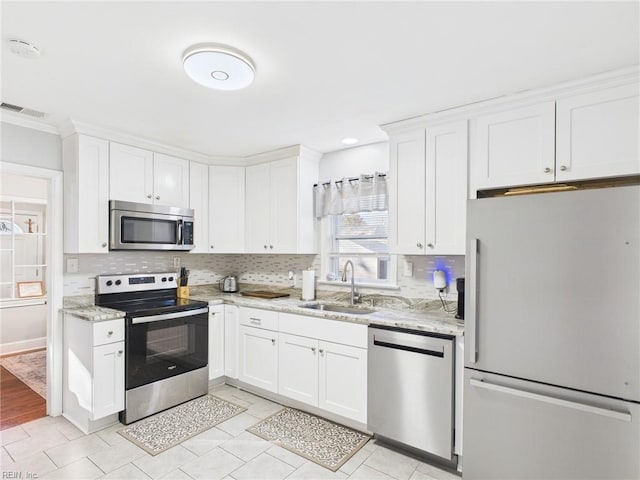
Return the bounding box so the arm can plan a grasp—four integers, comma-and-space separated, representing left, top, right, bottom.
64, 252, 464, 301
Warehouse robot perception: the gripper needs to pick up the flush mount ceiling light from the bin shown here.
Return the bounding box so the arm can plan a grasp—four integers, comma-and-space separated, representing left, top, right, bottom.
8, 39, 40, 59
183, 43, 255, 91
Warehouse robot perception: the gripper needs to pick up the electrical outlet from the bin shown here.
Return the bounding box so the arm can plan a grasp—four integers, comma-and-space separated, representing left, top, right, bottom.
288, 270, 296, 287
173, 257, 181, 269
66, 258, 79, 273
403, 260, 413, 277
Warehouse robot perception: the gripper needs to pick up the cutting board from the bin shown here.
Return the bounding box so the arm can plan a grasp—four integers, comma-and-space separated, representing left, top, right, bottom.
240, 291, 290, 299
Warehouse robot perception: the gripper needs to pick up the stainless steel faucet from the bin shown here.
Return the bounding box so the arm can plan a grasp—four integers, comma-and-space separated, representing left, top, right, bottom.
341, 260, 361, 305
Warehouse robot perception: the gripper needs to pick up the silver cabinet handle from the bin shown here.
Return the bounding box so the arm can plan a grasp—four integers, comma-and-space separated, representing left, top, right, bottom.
560, 165, 567, 171
467, 238, 479, 364
269, 245, 274, 249
107, 330, 113, 336
210, 245, 214, 249
249, 317, 261, 324
427, 243, 434, 248
155, 195, 160, 200
271, 338, 276, 345
147, 194, 152, 199
469, 378, 632, 422
101, 242, 107, 248
311, 347, 316, 353
263, 245, 268, 249
417, 242, 423, 249
319, 349, 324, 355
544, 167, 552, 173
118, 350, 123, 355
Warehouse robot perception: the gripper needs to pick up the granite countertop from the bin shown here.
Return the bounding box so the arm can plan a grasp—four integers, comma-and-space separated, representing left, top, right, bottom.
63, 284, 464, 336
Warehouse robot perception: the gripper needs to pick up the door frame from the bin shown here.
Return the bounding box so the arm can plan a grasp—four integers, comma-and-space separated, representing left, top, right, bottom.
0, 161, 64, 416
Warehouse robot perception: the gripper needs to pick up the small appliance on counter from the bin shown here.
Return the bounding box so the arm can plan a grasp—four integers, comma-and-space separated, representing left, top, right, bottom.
219, 275, 238, 293
455, 277, 464, 320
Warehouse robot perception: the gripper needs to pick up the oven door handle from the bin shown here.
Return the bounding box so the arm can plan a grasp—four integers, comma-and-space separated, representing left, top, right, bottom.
130, 307, 209, 324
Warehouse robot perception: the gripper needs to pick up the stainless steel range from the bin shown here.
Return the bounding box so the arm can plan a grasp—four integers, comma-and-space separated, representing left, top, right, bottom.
95, 272, 209, 424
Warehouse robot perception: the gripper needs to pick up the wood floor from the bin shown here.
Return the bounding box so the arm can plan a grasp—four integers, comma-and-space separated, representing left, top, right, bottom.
0, 364, 46, 430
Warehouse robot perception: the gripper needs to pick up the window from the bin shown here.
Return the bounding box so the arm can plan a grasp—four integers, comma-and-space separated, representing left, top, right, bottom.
323, 210, 395, 286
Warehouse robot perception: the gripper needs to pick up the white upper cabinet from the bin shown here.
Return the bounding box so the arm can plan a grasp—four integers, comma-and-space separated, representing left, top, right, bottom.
209, 166, 245, 253
472, 102, 556, 191
245, 149, 319, 254
189, 161, 209, 253
63, 133, 110, 253
556, 83, 639, 181
388, 121, 468, 255
109, 142, 189, 207
109, 142, 153, 204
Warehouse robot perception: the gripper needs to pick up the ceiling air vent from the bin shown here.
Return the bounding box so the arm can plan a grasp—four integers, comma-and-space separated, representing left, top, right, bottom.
0, 102, 46, 117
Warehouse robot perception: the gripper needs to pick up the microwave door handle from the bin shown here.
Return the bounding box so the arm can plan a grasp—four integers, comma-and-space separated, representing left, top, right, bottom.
177, 219, 183, 245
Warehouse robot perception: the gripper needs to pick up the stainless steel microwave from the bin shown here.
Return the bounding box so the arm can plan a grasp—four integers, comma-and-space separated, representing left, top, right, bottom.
109, 200, 194, 251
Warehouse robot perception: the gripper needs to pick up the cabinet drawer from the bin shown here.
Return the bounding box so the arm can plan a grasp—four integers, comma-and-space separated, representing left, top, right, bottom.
239, 307, 278, 331
93, 319, 124, 346
279, 313, 367, 348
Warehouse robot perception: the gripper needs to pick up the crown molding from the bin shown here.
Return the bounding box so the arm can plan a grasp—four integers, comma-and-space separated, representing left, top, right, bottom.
0, 111, 60, 135
381, 64, 640, 134
244, 144, 304, 166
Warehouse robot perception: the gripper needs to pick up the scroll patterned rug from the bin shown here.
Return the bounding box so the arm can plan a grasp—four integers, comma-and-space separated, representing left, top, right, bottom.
118, 394, 246, 455
0, 349, 46, 398
247, 407, 370, 471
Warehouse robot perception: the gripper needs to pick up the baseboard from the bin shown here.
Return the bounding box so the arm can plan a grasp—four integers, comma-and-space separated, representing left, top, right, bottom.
0, 337, 46, 356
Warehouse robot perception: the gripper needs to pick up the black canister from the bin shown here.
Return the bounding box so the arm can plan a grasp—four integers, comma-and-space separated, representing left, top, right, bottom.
455, 277, 465, 320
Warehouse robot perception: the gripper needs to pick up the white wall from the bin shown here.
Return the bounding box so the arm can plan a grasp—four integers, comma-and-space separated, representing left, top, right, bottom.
0, 304, 47, 354
1, 173, 48, 199
1, 122, 62, 171
319, 142, 389, 181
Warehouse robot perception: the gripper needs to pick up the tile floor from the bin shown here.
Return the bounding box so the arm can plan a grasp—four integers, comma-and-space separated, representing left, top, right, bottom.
0, 384, 460, 480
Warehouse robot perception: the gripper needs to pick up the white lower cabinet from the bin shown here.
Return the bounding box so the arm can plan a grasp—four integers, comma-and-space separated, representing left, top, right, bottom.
63, 315, 124, 433
238, 325, 278, 393
224, 305, 239, 379
279, 333, 319, 404
208, 304, 225, 381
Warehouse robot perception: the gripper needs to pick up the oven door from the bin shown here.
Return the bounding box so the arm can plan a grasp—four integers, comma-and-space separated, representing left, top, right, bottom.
111, 209, 193, 251
125, 307, 208, 390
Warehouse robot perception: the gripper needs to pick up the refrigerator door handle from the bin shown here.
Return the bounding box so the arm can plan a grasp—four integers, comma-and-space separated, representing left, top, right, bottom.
469, 378, 632, 422
467, 238, 479, 364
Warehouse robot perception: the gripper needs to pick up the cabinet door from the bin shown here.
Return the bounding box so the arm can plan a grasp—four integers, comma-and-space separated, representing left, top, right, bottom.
224, 305, 239, 379
245, 163, 271, 253
556, 83, 639, 181
92, 341, 124, 420
389, 129, 426, 254
109, 142, 153, 203
238, 325, 278, 392
269, 157, 298, 253
153, 153, 190, 207
209, 166, 245, 253
473, 102, 555, 190
425, 120, 468, 255
278, 333, 318, 406
63, 134, 110, 253
189, 162, 209, 253
209, 306, 225, 380
318, 341, 367, 423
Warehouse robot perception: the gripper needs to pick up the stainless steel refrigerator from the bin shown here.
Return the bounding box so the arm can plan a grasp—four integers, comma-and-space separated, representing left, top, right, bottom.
463, 185, 640, 479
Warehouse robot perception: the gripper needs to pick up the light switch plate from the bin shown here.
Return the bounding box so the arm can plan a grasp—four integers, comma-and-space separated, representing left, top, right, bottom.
67, 258, 79, 273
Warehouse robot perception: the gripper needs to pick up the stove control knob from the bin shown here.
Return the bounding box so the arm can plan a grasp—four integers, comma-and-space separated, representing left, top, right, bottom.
115, 280, 122, 286
168, 276, 174, 282
106, 280, 113, 286
161, 277, 167, 282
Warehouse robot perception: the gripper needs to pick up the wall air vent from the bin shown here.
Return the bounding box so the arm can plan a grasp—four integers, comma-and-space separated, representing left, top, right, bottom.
0, 102, 46, 117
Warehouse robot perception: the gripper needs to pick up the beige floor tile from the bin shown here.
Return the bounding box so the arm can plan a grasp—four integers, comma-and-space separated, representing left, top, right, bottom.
158, 468, 195, 479
409, 470, 438, 480
89, 440, 147, 473
338, 447, 373, 475
348, 464, 396, 480
96, 423, 130, 446
415, 462, 460, 480
244, 399, 283, 419
286, 460, 348, 480
363, 446, 420, 480
133, 446, 198, 479
181, 426, 233, 456
0, 425, 28, 447
1, 446, 14, 466
216, 412, 261, 437
179, 446, 244, 480
100, 463, 152, 480
40, 457, 104, 479
220, 431, 271, 462
265, 445, 306, 468
4, 427, 69, 463
46, 433, 110, 468
1, 450, 57, 478
228, 452, 295, 480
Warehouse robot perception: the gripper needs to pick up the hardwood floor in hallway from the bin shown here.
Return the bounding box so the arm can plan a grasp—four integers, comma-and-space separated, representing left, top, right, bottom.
0, 365, 46, 430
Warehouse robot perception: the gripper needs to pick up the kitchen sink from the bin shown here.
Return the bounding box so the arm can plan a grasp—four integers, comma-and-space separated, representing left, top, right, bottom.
299, 303, 375, 315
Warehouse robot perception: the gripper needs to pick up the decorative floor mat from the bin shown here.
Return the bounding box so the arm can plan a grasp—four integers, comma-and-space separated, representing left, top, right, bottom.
118, 394, 246, 455
247, 407, 370, 471
0, 349, 46, 398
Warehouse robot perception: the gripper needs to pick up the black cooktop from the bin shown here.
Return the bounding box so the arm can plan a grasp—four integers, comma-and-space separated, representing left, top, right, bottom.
96, 295, 208, 317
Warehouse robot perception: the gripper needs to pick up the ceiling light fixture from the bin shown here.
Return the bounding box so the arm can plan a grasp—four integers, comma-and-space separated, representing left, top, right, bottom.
183, 43, 255, 91
342, 138, 359, 145
8, 39, 40, 59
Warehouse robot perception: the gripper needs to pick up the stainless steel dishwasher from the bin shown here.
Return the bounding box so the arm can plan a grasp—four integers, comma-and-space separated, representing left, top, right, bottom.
368, 325, 455, 460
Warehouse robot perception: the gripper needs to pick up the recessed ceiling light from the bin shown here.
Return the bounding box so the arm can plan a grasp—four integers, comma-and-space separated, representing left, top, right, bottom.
8, 39, 40, 59
342, 138, 359, 145
183, 43, 255, 91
